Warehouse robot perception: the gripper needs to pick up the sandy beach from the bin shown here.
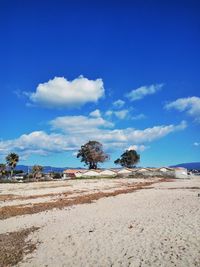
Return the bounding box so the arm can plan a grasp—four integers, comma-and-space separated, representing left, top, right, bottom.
0, 177, 200, 267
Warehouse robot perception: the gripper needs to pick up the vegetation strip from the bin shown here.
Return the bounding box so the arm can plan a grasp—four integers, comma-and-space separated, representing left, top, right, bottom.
166, 187, 200, 190
0, 190, 85, 202
0, 179, 170, 220
0, 227, 39, 267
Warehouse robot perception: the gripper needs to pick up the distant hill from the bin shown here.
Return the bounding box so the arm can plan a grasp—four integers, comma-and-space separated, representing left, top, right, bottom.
14, 162, 200, 172
15, 165, 83, 173
171, 162, 200, 170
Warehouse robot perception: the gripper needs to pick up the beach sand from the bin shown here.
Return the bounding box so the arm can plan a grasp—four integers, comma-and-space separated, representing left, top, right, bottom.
0, 177, 200, 267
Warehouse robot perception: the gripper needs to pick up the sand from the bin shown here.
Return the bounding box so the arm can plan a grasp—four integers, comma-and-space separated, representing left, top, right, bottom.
0, 177, 200, 267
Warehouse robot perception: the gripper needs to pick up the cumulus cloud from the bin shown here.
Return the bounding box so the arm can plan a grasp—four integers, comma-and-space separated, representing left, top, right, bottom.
0, 110, 187, 159
105, 109, 145, 120
89, 109, 101, 118
113, 99, 125, 109
0, 131, 77, 159
50, 115, 114, 134
27, 76, 104, 108
165, 96, 200, 123
105, 109, 129, 119
50, 115, 187, 151
114, 110, 129, 119
102, 120, 187, 145
126, 83, 164, 101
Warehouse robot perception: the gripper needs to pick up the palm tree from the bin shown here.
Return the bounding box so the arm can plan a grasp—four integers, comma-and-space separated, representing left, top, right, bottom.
0, 163, 6, 178
6, 153, 19, 178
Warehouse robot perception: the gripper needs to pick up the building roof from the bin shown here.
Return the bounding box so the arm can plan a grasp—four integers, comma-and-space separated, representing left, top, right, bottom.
136, 167, 149, 171
63, 169, 84, 174
100, 169, 117, 173
157, 167, 174, 170
84, 169, 102, 173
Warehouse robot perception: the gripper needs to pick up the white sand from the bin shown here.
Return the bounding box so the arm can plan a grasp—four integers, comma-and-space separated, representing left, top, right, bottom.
0, 177, 200, 267
0, 178, 148, 208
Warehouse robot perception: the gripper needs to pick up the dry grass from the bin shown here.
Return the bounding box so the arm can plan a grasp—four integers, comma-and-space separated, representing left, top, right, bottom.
0, 227, 39, 267
0, 190, 88, 202
166, 187, 200, 190
0, 179, 170, 220
0, 194, 16, 201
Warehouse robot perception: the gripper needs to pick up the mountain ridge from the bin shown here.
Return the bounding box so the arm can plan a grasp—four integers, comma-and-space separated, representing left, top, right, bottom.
170, 162, 200, 170
15, 162, 200, 172
15, 165, 83, 173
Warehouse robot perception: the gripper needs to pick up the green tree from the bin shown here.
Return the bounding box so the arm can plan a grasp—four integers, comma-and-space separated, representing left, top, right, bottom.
0, 163, 6, 178
114, 150, 140, 168
31, 165, 43, 179
6, 153, 19, 178
77, 141, 109, 169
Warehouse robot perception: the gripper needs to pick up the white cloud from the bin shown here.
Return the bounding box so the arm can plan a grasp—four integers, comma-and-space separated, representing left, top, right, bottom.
105, 110, 113, 117
114, 110, 129, 119
105, 109, 129, 119
194, 142, 200, 147
0, 110, 187, 159
106, 108, 145, 120
128, 145, 148, 152
0, 131, 77, 159
126, 83, 164, 101
97, 120, 187, 145
89, 109, 101, 118
50, 115, 114, 134
113, 99, 125, 109
131, 113, 146, 120
27, 76, 104, 108
50, 115, 187, 151
165, 96, 200, 123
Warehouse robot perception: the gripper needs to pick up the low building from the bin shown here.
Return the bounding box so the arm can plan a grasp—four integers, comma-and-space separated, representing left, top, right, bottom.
136, 168, 149, 173
99, 169, 117, 177
117, 168, 133, 175
158, 167, 174, 172
75, 171, 85, 178
175, 167, 188, 179
13, 173, 26, 181
83, 170, 101, 177
63, 169, 83, 179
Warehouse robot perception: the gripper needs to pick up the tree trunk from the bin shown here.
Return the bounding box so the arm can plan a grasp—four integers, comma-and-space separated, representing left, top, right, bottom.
10, 168, 13, 179
89, 162, 97, 169
93, 163, 97, 169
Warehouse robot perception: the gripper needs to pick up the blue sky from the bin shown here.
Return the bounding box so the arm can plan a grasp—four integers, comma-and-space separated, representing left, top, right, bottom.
0, 0, 200, 168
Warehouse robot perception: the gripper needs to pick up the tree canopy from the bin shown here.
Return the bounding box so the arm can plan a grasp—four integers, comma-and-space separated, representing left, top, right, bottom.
31, 165, 43, 179
77, 141, 109, 169
114, 149, 140, 168
5, 153, 19, 177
